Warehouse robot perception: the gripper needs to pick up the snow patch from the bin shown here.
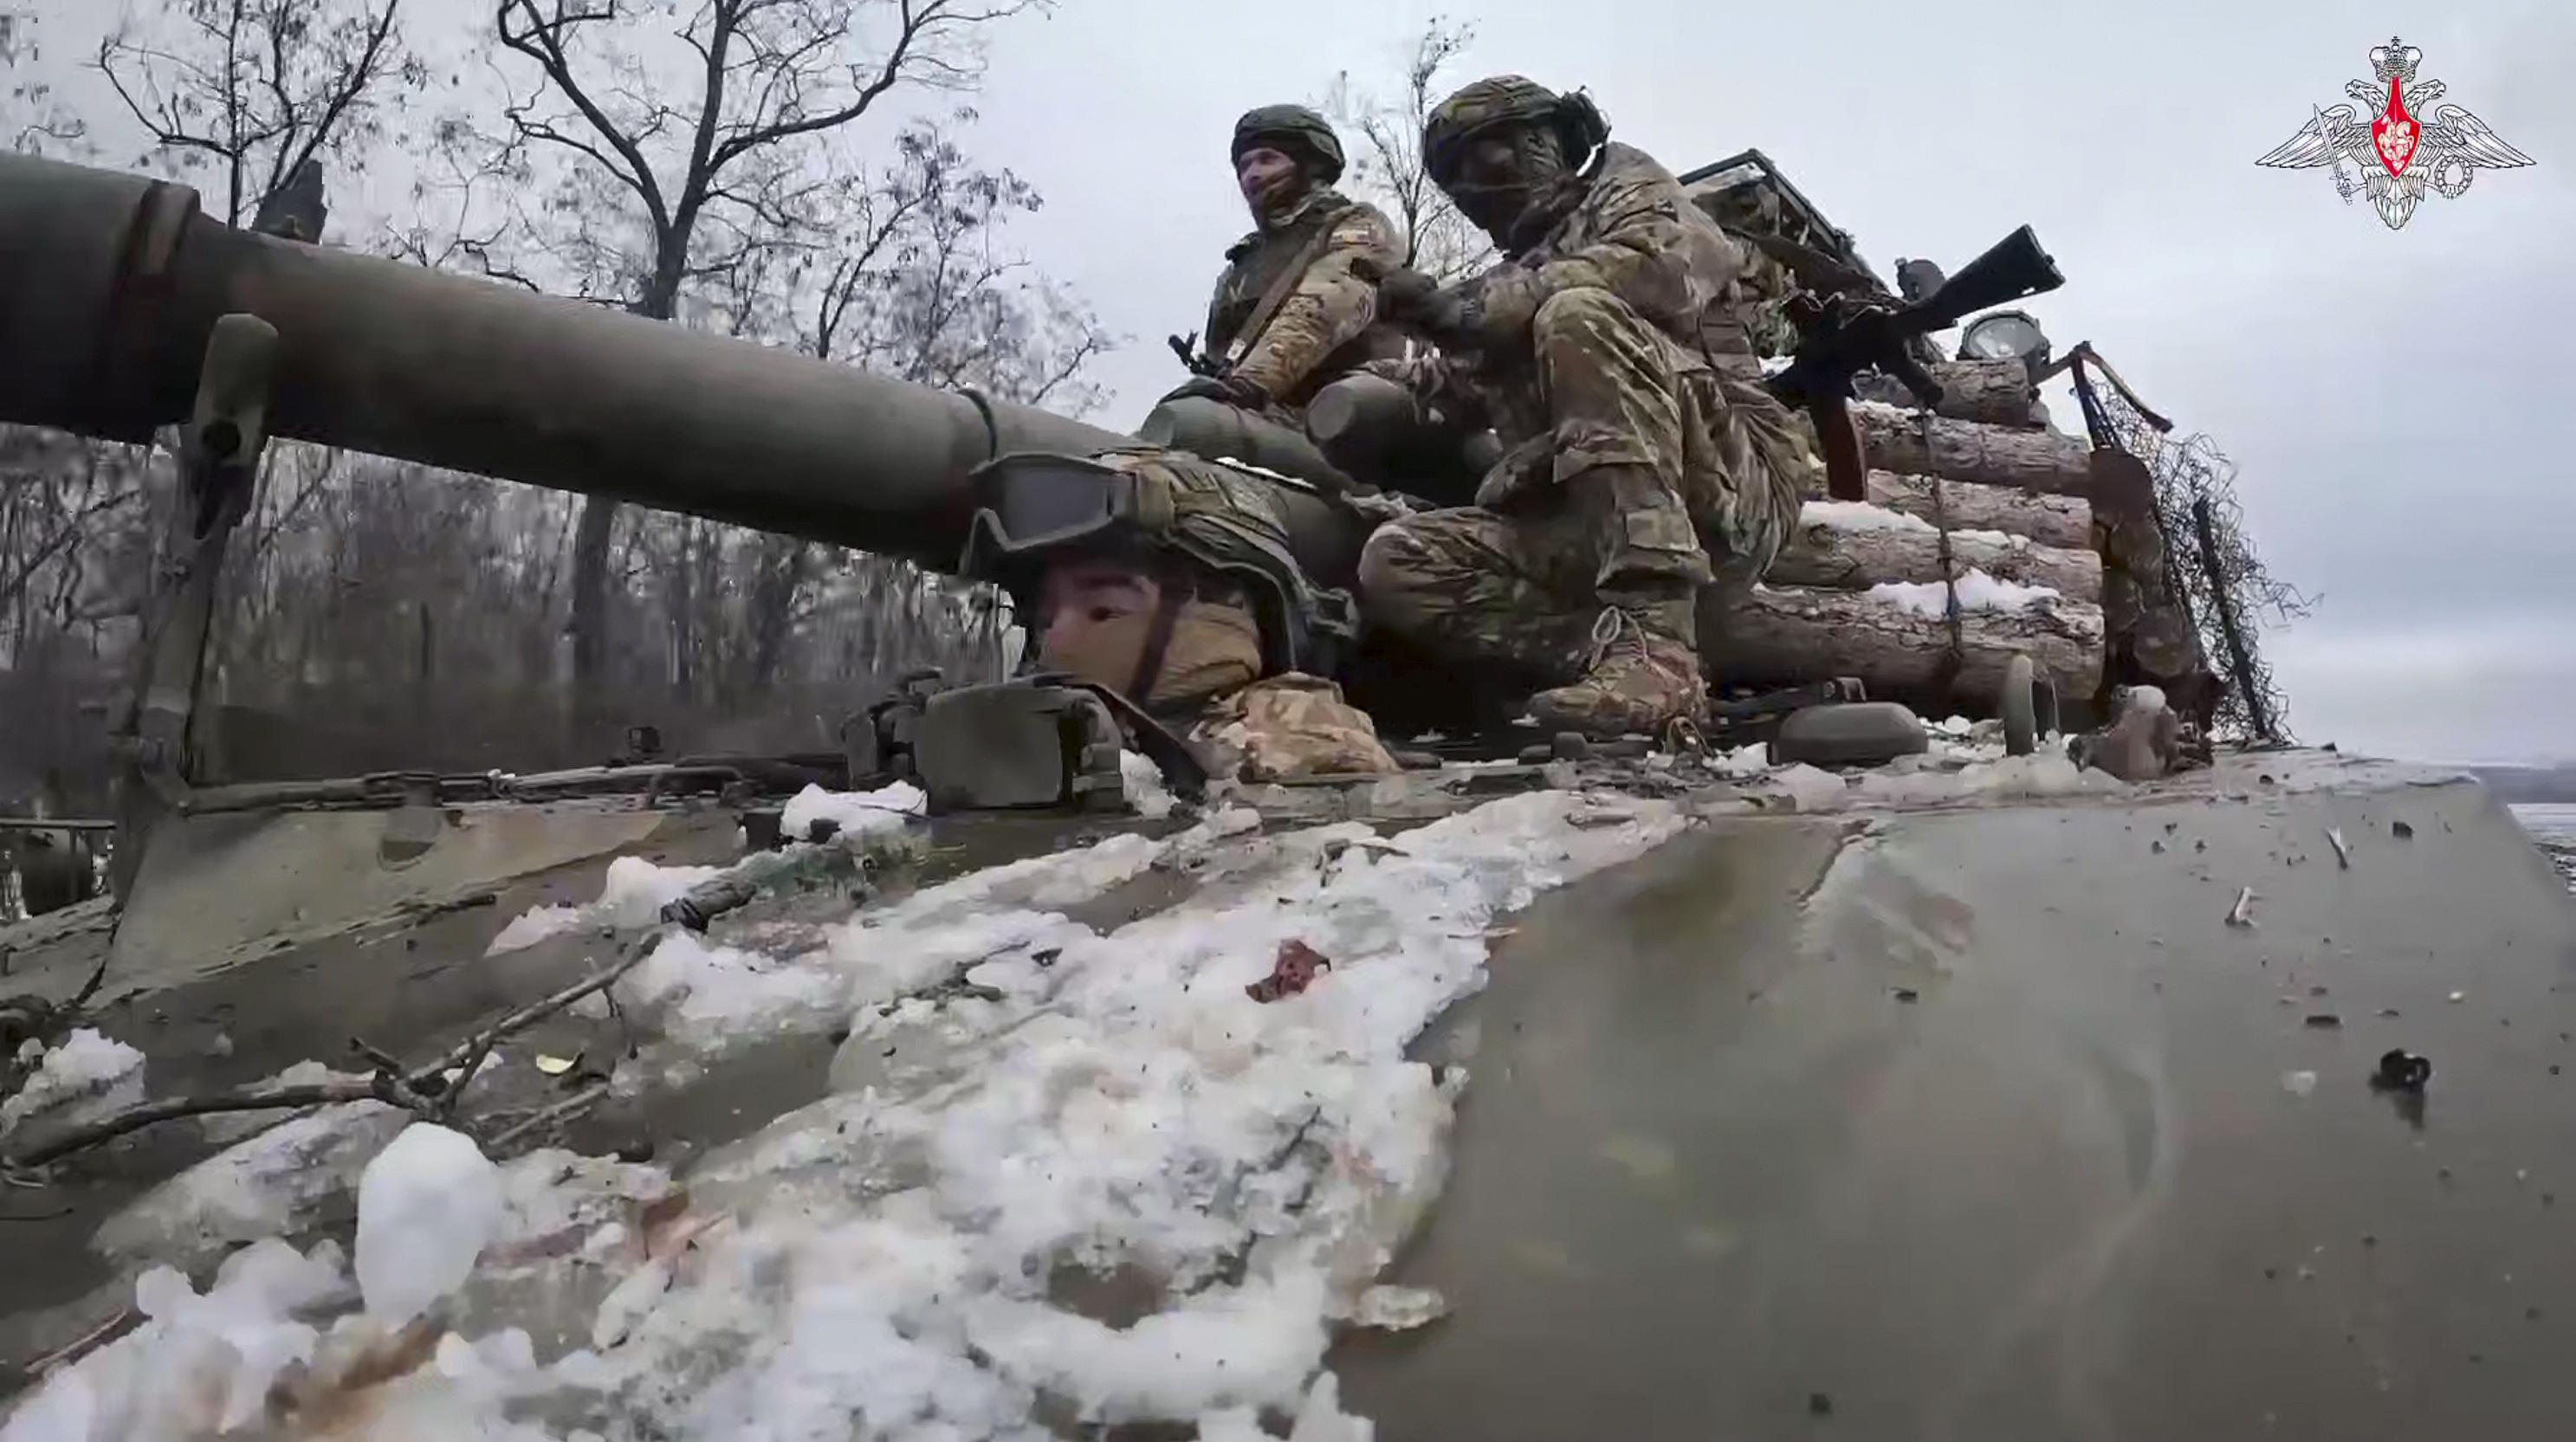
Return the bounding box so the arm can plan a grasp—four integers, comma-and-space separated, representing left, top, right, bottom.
1800, 499, 1935, 533
30, 793, 1686, 1439
1199, 1373, 1372, 1442
594, 815, 1241, 1049
357, 1124, 505, 1326
613, 929, 851, 1044
1867, 568, 2063, 618
780, 779, 928, 843
486, 856, 726, 956
94, 1101, 409, 1275
1851, 751, 2128, 805
594, 856, 728, 927
1351, 1284, 1448, 1331
1707, 741, 1773, 779
565, 792, 1684, 1433
1, 1028, 144, 1134
0, 1238, 348, 1442
1749, 738, 2124, 811
486, 903, 585, 954
1765, 764, 1854, 812
1122, 749, 1177, 819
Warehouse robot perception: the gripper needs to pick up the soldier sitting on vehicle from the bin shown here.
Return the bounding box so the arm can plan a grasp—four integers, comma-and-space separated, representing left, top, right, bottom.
961, 447, 1401, 786
1166, 106, 1406, 419
1356, 76, 1820, 740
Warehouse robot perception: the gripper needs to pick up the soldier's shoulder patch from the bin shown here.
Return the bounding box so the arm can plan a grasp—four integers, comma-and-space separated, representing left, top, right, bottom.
1335, 204, 1401, 242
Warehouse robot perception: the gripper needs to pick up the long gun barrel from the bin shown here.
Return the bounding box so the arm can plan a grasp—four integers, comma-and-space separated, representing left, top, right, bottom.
0, 152, 1359, 578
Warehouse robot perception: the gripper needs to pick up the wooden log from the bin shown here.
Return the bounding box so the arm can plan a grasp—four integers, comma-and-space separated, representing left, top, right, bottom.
1926, 359, 2040, 427
1851, 404, 2091, 494
1771, 502, 2103, 601
1852, 359, 2039, 427
1796, 470, 2093, 550
1704, 584, 2104, 711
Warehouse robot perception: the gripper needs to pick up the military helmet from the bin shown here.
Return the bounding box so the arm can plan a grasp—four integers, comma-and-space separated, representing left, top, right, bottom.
1231, 104, 1346, 184
958, 448, 1352, 677
1422, 75, 1608, 184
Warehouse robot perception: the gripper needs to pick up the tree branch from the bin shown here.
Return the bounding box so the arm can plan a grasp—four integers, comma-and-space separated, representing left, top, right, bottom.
277, 0, 405, 189
494, 0, 670, 233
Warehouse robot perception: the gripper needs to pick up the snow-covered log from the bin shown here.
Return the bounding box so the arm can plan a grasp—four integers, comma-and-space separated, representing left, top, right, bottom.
1850, 405, 2092, 495
1705, 582, 2104, 706
1771, 501, 2103, 602
1798, 469, 2093, 550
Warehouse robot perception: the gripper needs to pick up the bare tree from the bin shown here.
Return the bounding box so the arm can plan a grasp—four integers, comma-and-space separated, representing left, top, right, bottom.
8, 3, 1107, 796
1324, 16, 1494, 283
469, 0, 1045, 731
695, 118, 1108, 698
96, 0, 420, 227
3, 4, 89, 156
0, 1, 425, 806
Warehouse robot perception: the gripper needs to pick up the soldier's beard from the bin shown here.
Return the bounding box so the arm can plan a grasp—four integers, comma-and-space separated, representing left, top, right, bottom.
1247, 171, 1312, 230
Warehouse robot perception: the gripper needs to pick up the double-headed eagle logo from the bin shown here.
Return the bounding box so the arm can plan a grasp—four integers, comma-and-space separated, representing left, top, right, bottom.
2256, 38, 2533, 230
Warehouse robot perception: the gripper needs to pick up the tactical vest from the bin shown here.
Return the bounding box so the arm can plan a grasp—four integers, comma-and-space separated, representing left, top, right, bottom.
1201, 191, 1359, 368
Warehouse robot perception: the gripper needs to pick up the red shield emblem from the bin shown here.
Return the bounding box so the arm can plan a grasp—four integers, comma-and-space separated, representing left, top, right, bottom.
2371, 75, 2419, 175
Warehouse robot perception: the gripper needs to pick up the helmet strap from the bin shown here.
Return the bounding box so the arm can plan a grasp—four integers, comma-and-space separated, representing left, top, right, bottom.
1126, 578, 1189, 706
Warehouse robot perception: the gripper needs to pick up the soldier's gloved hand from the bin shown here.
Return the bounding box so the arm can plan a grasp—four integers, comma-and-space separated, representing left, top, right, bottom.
1471, 268, 1545, 346
1373, 266, 1440, 317
1362, 346, 1456, 400
1162, 372, 1272, 411
1375, 266, 1480, 342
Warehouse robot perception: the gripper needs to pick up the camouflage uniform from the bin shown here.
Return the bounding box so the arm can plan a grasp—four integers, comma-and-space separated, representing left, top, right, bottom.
1194, 672, 1401, 783
971, 447, 1399, 786
1201, 188, 1405, 412
1360, 106, 1817, 733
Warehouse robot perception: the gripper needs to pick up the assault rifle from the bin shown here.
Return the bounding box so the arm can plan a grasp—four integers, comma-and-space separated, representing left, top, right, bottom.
1764, 224, 2063, 501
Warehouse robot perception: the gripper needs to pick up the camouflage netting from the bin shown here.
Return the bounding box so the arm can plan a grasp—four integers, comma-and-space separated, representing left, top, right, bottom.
2072, 359, 2307, 741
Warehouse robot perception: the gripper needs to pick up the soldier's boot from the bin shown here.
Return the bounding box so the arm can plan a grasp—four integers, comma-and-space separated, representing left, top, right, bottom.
1524, 598, 1706, 739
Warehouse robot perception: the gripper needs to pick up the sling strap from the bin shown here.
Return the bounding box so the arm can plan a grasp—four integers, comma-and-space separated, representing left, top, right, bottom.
1220, 204, 1361, 372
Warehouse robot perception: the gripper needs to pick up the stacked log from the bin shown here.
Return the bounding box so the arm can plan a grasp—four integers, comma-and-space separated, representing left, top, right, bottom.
1851, 404, 2091, 494
1698, 395, 2109, 715
1706, 584, 2103, 702
1852, 359, 2040, 428
1769, 501, 2101, 598
1840, 470, 2090, 549
1924, 359, 2042, 427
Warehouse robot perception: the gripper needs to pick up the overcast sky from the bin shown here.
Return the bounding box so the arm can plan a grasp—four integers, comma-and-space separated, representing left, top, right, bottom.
24, 0, 2573, 763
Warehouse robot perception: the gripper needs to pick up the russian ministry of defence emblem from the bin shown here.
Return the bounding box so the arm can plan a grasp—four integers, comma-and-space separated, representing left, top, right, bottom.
2256, 37, 2533, 230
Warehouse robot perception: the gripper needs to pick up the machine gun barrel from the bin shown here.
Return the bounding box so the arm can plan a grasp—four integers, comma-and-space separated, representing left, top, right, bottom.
1894, 224, 2064, 338
0, 152, 1360, 579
